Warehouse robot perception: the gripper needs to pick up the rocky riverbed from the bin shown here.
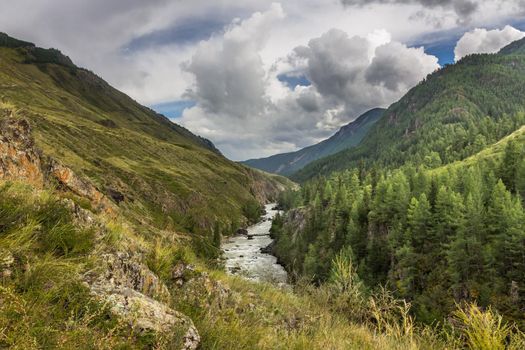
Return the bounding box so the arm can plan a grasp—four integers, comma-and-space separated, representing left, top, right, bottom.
222, 203, 288, 287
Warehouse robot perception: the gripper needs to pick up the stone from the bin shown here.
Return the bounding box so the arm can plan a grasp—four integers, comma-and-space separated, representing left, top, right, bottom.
86, 252, 170, 301
171, 263, 196, 287
0, 250, 14, 279
0, 115, 44, 186
236, 228, 248, 235
0, 113, 116, 215
106, 187, 125, 204
104, 288, 200, 349
47, 159, 115, 214
85, 251, 200, 349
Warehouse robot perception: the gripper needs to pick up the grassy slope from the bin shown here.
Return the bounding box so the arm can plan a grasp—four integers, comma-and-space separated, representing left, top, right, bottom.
0, 43, 289, 234
293, 47, 525, 182
243, 108, 384, 176
434, 125, 525, 174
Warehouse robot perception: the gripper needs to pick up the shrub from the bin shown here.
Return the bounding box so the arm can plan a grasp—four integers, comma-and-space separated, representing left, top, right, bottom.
451, 303, 525, 350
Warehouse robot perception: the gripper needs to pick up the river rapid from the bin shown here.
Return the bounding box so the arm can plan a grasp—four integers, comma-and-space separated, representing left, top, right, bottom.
222, 203, 288, 287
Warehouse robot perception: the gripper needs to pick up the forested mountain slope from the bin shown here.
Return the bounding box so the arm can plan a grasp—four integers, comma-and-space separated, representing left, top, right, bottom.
272, 38, 525, 335
273, 124, 525, 325
243, 108, 384, 175
293, 40, 525, 181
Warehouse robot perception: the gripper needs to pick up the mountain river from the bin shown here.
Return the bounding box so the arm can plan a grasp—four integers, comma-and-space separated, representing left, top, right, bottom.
222, 203, 288, 287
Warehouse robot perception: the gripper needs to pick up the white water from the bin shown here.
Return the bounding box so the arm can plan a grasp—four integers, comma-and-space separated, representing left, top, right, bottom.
222, 203, 288, 287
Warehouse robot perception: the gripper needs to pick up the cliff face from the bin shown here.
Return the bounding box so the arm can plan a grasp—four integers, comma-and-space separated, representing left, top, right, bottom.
0, 109, 115, 214
0, 111, 44, 185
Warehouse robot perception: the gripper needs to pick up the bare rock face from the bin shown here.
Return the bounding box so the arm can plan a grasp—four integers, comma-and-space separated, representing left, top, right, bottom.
176, 270, 232, 310
88, 252, 171, 302
85, 252, 200, 349
103, 288, 200, 349
47, 159, 115, 214
285, 207, 308, 233
0, 113, 44, 185
0, 112, 116, 214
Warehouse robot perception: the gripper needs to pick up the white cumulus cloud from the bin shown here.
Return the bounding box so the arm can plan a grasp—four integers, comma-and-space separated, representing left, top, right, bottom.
179, 6, 439, 160
454, 25, 525, 61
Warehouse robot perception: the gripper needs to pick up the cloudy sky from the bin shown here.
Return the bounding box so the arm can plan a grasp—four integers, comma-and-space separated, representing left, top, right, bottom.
2, 1, 525, 160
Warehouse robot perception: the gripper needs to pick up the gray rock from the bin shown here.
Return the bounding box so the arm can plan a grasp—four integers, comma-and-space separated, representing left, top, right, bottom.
85, 252, 200, 349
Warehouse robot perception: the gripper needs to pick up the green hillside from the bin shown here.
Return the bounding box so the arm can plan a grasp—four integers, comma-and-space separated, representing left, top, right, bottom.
243, 108, 384, 175
0, 33, 290, 236
293, 42, 525, 181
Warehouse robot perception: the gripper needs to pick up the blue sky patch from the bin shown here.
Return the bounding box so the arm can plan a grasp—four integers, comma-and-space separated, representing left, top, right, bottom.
151, 100, 196, 119
277, 73, 311, 89
411, 29, 464, 66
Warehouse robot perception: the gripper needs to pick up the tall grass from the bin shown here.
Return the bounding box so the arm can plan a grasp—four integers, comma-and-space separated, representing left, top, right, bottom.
0, 181, 167, 348
452, 303, 525, 350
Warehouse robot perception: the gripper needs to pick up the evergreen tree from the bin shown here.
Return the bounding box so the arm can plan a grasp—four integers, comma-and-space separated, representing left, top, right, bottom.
499, 140, 522, 193
406, 194, 432, 250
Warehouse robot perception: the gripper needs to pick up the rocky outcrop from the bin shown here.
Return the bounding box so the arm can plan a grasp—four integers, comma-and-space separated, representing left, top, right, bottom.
87, 252, 170, 302
284, 207, 308, 233
246, 167, 296, 205
175, 270, 233, 310
0, 111, 115, 213
85, 252, 200, 349
0, 112, 44, 186
47, 159, 115, 213
97, 287, 199, 348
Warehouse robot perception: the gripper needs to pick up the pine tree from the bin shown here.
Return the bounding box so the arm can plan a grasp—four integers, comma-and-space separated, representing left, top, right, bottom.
517, 158, 525, 201
499, 140, 522, 193
446, 194, 484, 301
406, 193, 432, 250
433, 186, 465, 243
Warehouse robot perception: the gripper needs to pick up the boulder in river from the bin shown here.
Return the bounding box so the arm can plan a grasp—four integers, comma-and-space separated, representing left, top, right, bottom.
260, 241, 275, 254
236, 228, 248, 235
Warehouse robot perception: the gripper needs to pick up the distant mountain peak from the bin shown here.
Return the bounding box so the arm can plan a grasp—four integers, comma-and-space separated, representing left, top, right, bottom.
242, 108, 385, 176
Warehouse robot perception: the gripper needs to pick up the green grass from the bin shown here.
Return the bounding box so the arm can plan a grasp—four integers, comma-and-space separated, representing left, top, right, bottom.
172, 270, 447, 350
0, 181, 149, 349
430, 125, 525, 176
